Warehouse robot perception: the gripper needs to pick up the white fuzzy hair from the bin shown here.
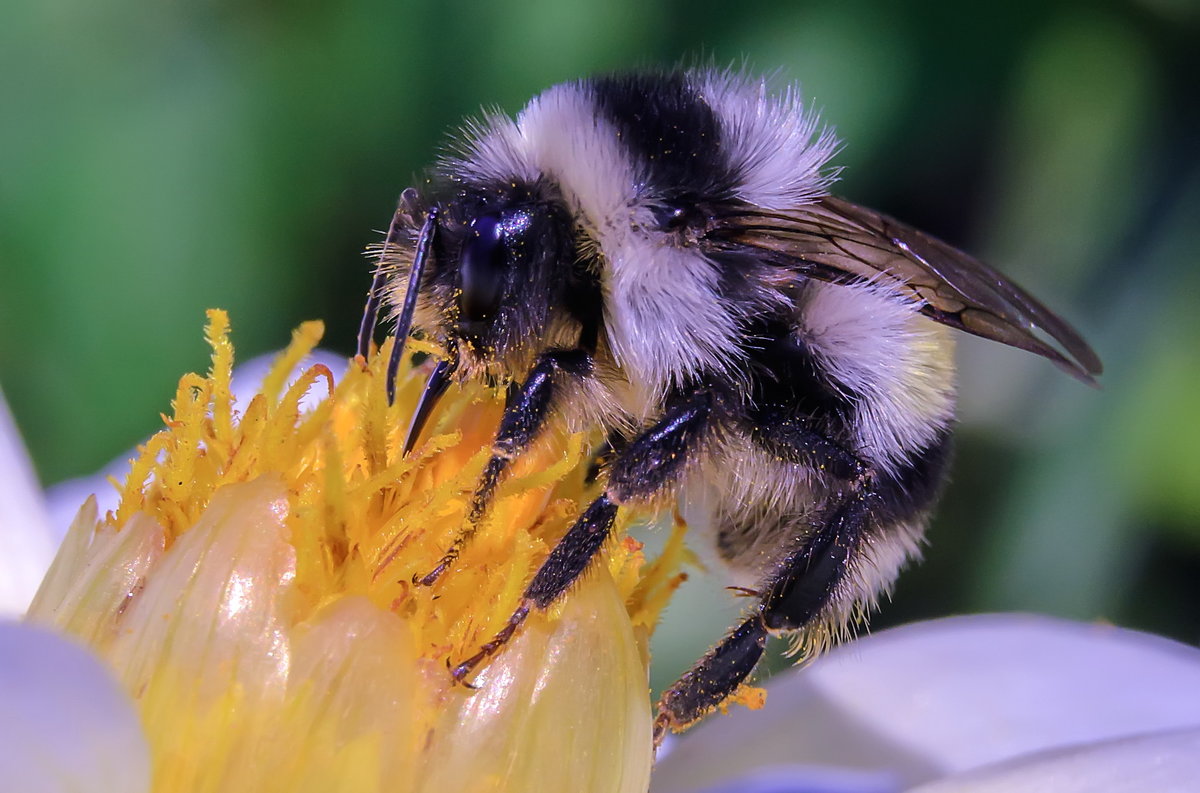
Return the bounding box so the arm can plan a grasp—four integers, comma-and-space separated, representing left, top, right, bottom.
448, 80, 749, 406
799, 279, 957, 472
695, 70, 842, 210
438, 71, 954, 470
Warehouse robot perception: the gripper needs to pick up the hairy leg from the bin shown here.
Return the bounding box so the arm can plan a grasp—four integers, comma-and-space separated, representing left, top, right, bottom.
413, 348, 592, 586
451, 386, 719, 681
653, 485, 874, 743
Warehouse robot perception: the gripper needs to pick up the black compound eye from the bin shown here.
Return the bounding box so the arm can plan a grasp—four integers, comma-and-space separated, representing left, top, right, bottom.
459, 214, 507, 322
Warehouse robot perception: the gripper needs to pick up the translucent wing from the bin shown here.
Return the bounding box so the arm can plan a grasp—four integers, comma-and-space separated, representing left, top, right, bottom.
705, 195, 1102, 384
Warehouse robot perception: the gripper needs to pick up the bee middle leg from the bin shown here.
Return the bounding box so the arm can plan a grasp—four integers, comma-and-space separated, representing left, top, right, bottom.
414, 347, 593, 586
450, 385, 719, 683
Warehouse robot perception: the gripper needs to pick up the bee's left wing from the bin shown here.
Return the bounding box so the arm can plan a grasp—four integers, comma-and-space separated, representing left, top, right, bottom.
704, 195, 1102, 384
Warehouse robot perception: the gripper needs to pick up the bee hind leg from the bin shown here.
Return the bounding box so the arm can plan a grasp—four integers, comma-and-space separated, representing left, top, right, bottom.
451, 385, 719, 682
413, 348, 593, 586
653, 488, 872, 746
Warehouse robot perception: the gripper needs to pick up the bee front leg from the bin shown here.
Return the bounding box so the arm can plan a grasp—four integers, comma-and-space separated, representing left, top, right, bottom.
653, 478, 874, 745
414, 348, 593, 586
451, 385, 719, 682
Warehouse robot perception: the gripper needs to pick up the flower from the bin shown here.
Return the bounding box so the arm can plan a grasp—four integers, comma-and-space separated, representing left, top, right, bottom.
5, 312, 1200, 792
17, 310, 690, 793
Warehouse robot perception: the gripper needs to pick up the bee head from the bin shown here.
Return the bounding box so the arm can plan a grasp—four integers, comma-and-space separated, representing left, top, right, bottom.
414, 180, 581, 375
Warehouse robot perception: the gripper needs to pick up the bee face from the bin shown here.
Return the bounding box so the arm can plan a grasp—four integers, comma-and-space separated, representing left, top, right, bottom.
397, 180, 589, 377
360, 67, 1101, 742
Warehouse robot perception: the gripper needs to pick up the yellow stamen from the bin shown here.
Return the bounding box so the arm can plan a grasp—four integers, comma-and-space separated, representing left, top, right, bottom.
27, 310, 688, 793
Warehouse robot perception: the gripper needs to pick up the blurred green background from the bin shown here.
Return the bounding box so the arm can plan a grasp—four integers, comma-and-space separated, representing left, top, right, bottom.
2, 0, 1198, 689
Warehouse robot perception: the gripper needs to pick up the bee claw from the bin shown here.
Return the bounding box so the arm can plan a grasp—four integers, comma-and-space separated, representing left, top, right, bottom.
413, 561, 450, 587
652, 712, 674, 751
450, 655, 484, 688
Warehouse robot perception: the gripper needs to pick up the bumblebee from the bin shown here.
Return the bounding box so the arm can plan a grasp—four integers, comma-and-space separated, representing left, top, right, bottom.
357, 68, 1101, 743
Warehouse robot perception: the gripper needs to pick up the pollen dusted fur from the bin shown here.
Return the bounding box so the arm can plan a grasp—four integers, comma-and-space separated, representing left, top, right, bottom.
364, 67, 1101, 742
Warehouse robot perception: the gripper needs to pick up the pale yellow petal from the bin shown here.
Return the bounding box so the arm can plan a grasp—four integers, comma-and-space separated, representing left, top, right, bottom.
279, 596, 421, 793
103, 476, 297, 792
106, 475, 296, 698
26, 498, 167, 650
417, 568, 653, 793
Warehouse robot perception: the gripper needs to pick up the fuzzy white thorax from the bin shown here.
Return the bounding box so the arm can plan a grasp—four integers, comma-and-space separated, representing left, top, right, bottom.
456, 83, 755, 408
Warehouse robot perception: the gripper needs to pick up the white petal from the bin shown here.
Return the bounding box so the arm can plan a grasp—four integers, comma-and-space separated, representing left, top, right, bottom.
0, 622, 150, 793
660, 766, 899, 793
0, 388, 56, 617
43, 457, 132, 549
651, 615, 1200, 792
907, 726, 1200, 793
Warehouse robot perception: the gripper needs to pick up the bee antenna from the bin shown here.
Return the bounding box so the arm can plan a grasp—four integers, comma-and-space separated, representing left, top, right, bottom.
386, 206, 440, 405
357, 206, 408, 361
